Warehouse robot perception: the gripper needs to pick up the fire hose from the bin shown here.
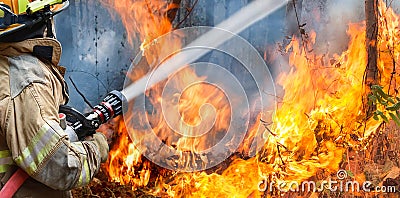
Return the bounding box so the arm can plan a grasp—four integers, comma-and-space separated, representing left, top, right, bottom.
59, 90, 127, 141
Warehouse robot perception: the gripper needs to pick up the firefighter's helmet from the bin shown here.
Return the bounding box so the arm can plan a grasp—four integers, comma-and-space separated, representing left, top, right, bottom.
0, 0, 69, 42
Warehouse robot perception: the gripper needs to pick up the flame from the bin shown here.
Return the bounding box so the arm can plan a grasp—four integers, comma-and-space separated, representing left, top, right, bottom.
377, 1, 400, 93
100, 0, 400, 197
100, 0, 177, 187
100, 0, 177, 46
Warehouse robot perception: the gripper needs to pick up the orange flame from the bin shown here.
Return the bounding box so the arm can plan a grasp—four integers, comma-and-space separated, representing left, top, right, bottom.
100, 0, 177, 46
99, 0, 177, 187
377, 1, 400, 92
100, 0, 400, 197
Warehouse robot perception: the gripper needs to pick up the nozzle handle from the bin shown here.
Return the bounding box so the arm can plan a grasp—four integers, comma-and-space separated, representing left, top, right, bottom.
92, 90, 127, 124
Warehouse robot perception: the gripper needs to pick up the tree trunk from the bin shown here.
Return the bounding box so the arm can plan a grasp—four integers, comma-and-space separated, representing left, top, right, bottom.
364, 0, 379, 116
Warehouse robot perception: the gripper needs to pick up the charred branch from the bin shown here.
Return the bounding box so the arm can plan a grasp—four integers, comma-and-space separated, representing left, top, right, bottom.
167, 0, 182, 23
285, 0, 303, 39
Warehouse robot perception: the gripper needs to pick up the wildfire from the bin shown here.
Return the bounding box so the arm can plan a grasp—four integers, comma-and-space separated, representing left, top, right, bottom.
99, 0, 400, 197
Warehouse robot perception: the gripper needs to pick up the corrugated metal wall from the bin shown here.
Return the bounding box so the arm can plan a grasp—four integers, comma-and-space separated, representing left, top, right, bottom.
55, 0, 135, 111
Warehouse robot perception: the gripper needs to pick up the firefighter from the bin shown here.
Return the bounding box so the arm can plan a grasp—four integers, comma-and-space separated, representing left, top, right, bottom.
0, 0, 110, 197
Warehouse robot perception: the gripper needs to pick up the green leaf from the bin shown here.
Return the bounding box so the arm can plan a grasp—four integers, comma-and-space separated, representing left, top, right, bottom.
387, 97, 396, 104
374, 92, 384, 103
381, 114, 389, 123
380, 92, 390, 100
389, 112, 400, 126
371, 85, 394, 103
376, 111, 389, 122
371, 85, 383, 90
373, 114, 379, 120
373, 85, 390, 100
346, 170, 355, 178
369, 95, 377, 104
368, 93, 374, 98
386, 102, 400, 111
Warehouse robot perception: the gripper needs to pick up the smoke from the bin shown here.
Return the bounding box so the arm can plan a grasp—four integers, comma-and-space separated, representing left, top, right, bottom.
304, 0, 364, 54
298, 0, 399, 56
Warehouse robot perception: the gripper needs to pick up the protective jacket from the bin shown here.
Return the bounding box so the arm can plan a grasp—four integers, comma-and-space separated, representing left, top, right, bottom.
0, 38, 109, 197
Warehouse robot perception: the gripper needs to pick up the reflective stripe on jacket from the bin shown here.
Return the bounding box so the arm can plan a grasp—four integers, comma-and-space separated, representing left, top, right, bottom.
0, 150, 13, 174
0, 38, 108, 197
